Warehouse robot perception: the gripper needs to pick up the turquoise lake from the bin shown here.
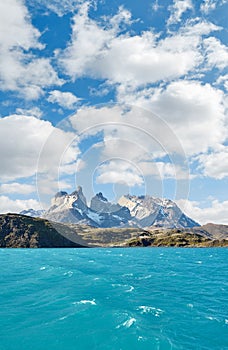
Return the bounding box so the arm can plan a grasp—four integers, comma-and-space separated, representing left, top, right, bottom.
0, 248, 227, 349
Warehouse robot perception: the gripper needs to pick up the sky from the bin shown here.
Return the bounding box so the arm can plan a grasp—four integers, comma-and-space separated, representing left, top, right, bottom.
0, 0, 227, 224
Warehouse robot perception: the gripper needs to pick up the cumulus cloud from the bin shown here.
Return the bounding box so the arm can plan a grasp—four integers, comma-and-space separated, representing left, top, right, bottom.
204, 37, 228, 70
117, 80, 227, 157
96, 160, 144, 187
200, 0, 227, 13
68, 104, 191, 201
15, 107, 43, 119
0, 183, 36, 195
0, 0, 42, 50
139, 161, 190, 180
48, 90, 81, 109
177, 198, 228, 225
59, 4, 211, 88
0, 115, 79, 181
197, 148, 228, 179
216, 74, 228, 91
167, 0, 193, 25
0, 195, 41, 213
0, 0, 62, 98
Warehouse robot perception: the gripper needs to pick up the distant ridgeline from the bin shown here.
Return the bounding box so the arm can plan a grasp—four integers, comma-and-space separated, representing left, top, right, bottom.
21, 186, 199, 229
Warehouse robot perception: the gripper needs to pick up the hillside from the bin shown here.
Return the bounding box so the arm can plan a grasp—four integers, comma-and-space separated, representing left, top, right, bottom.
0, 214, 87, 248
200, 223, 228, 240
0, 214, 227, 248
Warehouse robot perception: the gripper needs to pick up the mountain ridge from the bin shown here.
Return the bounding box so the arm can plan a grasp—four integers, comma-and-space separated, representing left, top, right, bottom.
31, 187, 200, 229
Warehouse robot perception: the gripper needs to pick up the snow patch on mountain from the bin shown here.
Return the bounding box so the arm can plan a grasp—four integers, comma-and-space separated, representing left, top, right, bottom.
24, 187, 199, 228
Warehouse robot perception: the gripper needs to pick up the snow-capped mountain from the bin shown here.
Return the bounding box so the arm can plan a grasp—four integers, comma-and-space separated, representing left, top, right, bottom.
118, 195, 199, 228
31, 187, 199, 228
20, 209, 45, 218
43, 187, 131, 227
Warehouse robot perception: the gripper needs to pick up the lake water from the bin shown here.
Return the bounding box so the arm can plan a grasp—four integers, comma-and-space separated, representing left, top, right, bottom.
0, 248, 227, 349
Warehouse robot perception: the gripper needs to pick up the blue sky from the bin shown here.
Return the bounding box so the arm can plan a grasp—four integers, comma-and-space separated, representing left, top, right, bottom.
0, 0, 227, 224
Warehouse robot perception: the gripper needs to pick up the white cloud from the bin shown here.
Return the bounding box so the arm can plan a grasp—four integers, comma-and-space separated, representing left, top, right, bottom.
152, 0, 161, 12
68, 104, 191, 199
200, 0, 217, 13
0, 0, 62, 98
200, 0, 227, 13
197, 148, 228, 179
177, 198, 228, 225
96, 160, 144, 187
0, 183, 35, 195
167, 0, 193, 25
0, 195, 41, 214
0, 0, 42, 50
139, 161, 190, 180
216, 74, 228, 91
48, 90, 81, 109
180, 18, 221, 36
117, 80, 227, 157
59, 4, 209, 88
30, 0, 83, 16
204, 37, 228, 70
0, 115, 79, 181
15, 107, 43, 119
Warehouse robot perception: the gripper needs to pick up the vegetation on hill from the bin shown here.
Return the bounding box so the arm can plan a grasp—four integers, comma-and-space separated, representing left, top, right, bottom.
0, 214, 227, 248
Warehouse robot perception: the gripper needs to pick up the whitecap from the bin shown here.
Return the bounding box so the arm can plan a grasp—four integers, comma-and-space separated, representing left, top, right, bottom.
59, 315, 68, 321
112, 283, 134, 293
225, 319, 228, 325
137, 274, 152, 280
125, 285, 134, 293
196, 261, 202, 264
187, 303, 194, 309
138, 306, 164, 317
64, 271, 73, 277
73, 299, 96, 306
123, 317, 136, 328
206, 316, 219, 322
116, 317, 136, 329
40, 266, 46, 270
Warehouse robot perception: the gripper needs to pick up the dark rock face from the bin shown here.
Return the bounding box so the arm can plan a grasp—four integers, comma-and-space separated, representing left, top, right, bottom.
0, 214, 86, 248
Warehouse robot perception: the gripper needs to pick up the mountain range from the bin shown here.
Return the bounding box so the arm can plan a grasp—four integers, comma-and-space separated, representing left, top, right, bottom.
0, 214, 227, 248
23, 186, 199, 229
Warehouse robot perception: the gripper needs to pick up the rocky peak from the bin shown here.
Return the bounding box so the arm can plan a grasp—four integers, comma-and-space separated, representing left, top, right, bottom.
118, 194, 199, 228
90, 192, 114, 213
70, 186, 87, 206
37, 188, 199, 229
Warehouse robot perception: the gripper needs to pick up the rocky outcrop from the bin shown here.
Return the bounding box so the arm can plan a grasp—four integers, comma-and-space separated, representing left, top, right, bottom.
0, 214, 87, 248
